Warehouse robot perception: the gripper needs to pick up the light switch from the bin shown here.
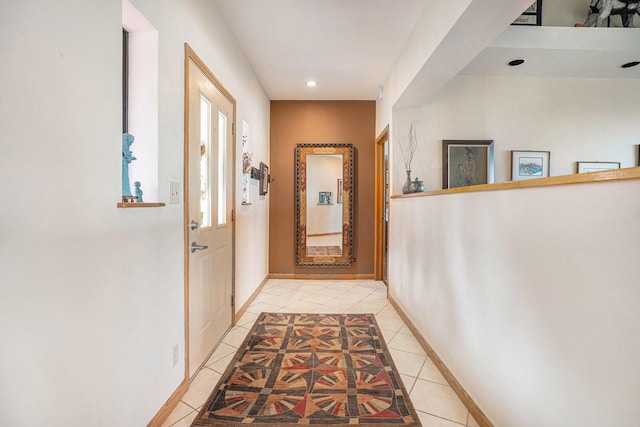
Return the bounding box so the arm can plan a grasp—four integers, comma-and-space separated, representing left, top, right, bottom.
169, 181, 181, 204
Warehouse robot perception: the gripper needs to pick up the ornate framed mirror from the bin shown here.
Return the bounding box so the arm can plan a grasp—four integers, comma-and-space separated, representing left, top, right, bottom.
296, 143, 354, 266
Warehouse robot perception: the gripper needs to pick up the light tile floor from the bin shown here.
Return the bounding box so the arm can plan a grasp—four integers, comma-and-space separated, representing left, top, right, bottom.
162, 279, 480, 427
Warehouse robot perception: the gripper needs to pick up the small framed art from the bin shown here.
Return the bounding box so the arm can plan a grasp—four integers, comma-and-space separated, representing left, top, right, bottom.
318, 191, 333, 205
576, 161, 621, 173
511, 150, 550, 181
442, 140, 494, 189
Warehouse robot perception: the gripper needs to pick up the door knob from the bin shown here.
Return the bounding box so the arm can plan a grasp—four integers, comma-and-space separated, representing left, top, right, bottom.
190, 242, 208, 253
190, 220, 199, 230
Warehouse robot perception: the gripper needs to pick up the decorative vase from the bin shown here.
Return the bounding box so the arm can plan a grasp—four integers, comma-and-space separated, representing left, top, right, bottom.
402, 170, 412, 194
412, 177, 425, 192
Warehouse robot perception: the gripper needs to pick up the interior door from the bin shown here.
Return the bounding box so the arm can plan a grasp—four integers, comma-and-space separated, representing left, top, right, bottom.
374, 127, 389, 284
187, 58, 234, 379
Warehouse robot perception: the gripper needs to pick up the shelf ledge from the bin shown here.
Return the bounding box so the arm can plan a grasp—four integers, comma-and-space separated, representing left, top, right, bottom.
117, 202, 166, 208
392, 166, 640, 199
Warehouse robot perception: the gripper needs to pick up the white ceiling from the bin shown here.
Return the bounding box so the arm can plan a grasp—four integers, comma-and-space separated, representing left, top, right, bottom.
215, 0, 640, 103
461, 26, 640, 80
215, 0, 426, 100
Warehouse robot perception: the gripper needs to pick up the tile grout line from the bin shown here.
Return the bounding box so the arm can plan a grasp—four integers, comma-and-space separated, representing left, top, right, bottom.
416, 409, 467, 426
180, 400, 198, 411
166, 407, 196, 427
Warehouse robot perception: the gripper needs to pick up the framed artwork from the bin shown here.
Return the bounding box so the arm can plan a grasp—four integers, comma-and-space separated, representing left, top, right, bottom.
577, 161, 621, 173
318, 191, 333, 205
637, 145, 640, 166
512, 0, 542, 26
511, 150, 550, 181
442, 140, 494, 189
337, 179, 343, 204
259, 162, 269, 195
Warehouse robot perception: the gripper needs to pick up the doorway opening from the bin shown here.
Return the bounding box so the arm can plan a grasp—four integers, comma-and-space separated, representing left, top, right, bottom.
374, 126, 389, 284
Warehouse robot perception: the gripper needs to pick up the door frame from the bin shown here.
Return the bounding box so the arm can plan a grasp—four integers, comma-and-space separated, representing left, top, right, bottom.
373, 125, 389, 282
183, 43, 236, 381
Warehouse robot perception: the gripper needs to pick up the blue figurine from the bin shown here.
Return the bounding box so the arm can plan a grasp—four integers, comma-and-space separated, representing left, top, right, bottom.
134, 181, 143, 203
122, 133, 136, 198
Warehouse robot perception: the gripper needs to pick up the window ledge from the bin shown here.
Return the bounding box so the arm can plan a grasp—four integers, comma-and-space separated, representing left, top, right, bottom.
117, 202, 166, 208
391, 166, 640, 199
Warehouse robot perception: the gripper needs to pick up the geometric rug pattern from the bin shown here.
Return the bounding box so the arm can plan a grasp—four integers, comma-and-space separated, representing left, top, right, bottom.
192, 313, 421, 426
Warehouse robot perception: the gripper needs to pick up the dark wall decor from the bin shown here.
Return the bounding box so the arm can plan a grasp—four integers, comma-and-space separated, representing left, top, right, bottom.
259, 162, 269, 195
250, 166, 260, 180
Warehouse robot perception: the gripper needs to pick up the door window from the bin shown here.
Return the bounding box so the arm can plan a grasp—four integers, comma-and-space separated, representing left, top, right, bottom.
199, 95, 212, 228
217, 111, 228, 226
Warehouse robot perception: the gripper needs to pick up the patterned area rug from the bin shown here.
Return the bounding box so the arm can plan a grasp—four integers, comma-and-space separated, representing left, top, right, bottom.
192, 313, 421, 427
306, 246, 342, 256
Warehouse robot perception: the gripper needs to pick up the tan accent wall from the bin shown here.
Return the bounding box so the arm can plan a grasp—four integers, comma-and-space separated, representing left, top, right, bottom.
269, 101, 376, 275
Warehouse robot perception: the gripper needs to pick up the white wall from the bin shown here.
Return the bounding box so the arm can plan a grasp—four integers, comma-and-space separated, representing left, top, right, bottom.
378, 0, 633, 190
392, 75, 640, 194
376, 0, 534, 194
389, 178, 640, 426
379, 1, 640, 425
0, 1, 269, 425
376, 0, 473, 135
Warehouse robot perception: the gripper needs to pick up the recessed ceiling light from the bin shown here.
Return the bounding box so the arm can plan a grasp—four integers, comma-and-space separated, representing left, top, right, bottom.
508, 59, 525, 67
305, 80, 318, 87
621, 61, 640, 68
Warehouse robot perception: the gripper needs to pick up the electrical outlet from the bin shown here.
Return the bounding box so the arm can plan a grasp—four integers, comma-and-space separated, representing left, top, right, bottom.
172, 344, 179, 366
169, 181, 181, 204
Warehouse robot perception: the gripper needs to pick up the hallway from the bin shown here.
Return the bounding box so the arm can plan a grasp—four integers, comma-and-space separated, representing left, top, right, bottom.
162, 280, 479, 427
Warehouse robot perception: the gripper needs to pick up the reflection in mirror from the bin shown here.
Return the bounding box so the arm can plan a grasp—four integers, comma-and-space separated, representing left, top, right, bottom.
307, 154, 342, 255
296, 144, 354, 266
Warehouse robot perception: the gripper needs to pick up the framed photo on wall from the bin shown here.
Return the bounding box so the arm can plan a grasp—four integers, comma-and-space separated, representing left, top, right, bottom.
259, 162, 269, 195
576, 161, 621, 173
318, 191, 333, 204
442, 140, 494, 189
511, 150, 550, 181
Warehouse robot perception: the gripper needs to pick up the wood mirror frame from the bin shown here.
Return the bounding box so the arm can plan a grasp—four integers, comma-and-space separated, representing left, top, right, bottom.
296, 143, 354, 266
